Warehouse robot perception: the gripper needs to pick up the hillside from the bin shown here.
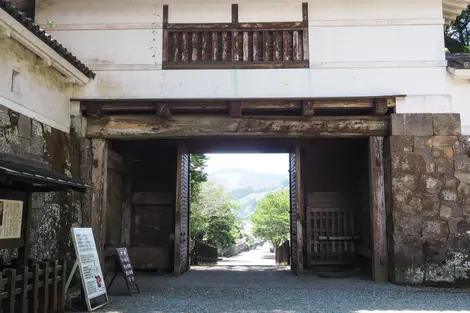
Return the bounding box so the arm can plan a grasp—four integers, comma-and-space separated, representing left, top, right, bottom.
208, 168, 289, 219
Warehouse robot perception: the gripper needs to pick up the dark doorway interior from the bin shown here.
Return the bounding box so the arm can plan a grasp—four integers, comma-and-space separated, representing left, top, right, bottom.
109, 137, 374, 278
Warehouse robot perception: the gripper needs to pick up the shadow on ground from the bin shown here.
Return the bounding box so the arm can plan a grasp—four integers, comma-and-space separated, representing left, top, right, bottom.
92, 266, 470, 313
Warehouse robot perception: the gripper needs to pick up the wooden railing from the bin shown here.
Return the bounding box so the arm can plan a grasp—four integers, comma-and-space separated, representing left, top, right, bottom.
190, 241, 218, 265
162, 4, 309, 70
0, 260, 67, 313
275, 241, 290, 266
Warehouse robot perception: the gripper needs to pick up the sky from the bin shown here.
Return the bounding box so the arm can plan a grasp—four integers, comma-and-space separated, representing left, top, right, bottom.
205, 153, 289, 175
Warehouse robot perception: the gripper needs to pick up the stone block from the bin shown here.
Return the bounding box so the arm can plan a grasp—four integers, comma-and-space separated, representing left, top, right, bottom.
448, 217, 470, 234
393, 233, 424, 264
464, 204, 470, 216
390, 136, 414, 152
392, 153, 435, 174
423, 239, 448, 264
436, 157, 454, 175
454, 155, 470, 172
444, 177, 459, 189
432, 136, 458, 147
392, 114, 433, 136
19, 138, 31, 154
433, 113, 461, 136
458, 182, 470, 198
439, 188, 459, 202
394, 264, 425, 285
393, 174, 418, 192
440, 201, 462, 220
455, 171, 470, 184
414, 136, 432, 152
0, 112, 9, 126
453, 140, 469, 155
422, 220, 448, 238
392, 188, 422, 215
393, 212, 423, 235
17, 114, 31, 139
421, 195, 440, 218
420, 174, 442, 195
425, 263, 455, 284
432, 146, 454, 159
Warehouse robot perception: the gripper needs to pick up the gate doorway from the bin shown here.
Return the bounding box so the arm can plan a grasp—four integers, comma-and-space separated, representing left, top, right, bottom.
102, 136, 385, 280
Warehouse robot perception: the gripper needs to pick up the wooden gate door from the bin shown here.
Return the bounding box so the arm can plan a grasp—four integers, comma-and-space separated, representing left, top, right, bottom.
174, 143, 190, 276
306, 193, 356, 266
289, 145, 303, 275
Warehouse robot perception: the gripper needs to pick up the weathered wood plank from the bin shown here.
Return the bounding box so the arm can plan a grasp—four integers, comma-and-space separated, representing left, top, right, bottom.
302, 3, 308, 25
232, 4, 238, 24
369, 137, 388, 282
302, 29, 308, 61
201, 32, 208, 61
283, 31, 290, 61
314, 99, 374, 109
293, 31, 301, 61
302, 101, 314, 116
373, 98, 391, 115
91, 139, 108, 267
233, 31, 241, 62
172, 32, 180, 61
222, 32, 230, 61
242, 32, 249, 61
121, 153, 132, 246
181, 32, 189, 62
273, 31, 282, 61
229, 103, 242, 117
87, 115, 390, 139
263, 31, 270, 61
191, 32, 199, 61
253, 31, 261, 61
163, 60, 308, 69
295, 144, 303, 275
212, 32, 218, 61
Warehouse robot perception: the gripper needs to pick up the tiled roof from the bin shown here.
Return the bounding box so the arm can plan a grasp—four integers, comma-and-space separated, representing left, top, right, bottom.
446, 53, 470, 69
0, 0, 95, 79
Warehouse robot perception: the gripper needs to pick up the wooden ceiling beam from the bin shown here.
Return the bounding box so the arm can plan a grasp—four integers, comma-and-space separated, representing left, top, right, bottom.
86, 114, 390, 139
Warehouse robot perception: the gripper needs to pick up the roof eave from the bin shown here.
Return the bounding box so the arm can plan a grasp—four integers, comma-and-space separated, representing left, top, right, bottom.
443, 0, 470, 25
0, 9, 90, 86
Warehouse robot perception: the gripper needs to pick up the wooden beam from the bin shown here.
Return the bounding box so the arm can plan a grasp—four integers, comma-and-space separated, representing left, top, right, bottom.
369, 137, 388, 282
229, 102, 242, 117
295, 144, 304, 276
302, 101, 314, 116
91, 139, 108, 268
156, 104, 171, 116
86, 115, 390, 139
373, 99, 389, 116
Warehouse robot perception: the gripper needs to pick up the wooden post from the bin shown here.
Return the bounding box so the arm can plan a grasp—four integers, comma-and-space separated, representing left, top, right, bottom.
31, 264, 40, 313
369, 137, 388, 282
17, 189, 32, 268
20, 266, 28, 313
302, 3, 309, 61
121, 153, 133, 247
295, 144, 304, 275
91, 139, 109, 268
174, 147, 183, 276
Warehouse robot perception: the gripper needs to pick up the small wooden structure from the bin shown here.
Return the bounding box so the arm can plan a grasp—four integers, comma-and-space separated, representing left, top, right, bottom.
0, 153, 88, 312
275, 241, 290, 266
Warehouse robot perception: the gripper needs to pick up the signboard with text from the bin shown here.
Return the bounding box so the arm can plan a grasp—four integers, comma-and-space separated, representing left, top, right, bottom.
0, 199, 23, 239
71, 228, 109, 311
116, 247, 140, 295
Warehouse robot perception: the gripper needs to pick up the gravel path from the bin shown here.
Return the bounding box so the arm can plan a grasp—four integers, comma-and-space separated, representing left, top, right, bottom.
95, 265, 470, 313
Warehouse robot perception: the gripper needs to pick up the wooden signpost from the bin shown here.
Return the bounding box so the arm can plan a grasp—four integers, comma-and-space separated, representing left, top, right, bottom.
107, 247, 140, 296
71, 227, 109, 311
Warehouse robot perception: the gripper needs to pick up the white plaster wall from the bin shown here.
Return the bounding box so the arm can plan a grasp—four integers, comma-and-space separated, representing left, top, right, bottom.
0, 37, 72, 132
447, 74, 470, 135
35, 0, 448, 101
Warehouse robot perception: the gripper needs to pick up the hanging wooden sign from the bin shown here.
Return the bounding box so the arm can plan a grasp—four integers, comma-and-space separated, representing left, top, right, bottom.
116, 247, 140, 295
71, 227, 109, 311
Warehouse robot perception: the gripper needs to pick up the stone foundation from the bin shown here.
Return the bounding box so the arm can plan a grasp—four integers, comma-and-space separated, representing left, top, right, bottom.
0, 104, 85, 264
387, 113, 470, 285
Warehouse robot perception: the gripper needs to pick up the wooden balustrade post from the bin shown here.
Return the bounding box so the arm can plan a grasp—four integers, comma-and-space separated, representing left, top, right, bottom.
6, 269, 16, 313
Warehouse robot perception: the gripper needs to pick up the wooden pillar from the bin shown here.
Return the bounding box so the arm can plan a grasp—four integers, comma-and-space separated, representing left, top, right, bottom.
91, 139, 108, 267
121, 153, 133, 247
295, 144, 304, 275
369, 137, 388, 281
17, 190, 32, 268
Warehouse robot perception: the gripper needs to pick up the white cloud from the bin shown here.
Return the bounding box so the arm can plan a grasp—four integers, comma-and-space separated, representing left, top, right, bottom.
205, 153, 289, 175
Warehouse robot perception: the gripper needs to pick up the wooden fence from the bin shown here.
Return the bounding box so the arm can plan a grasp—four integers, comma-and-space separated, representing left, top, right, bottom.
275, 241, 290, 265
190, 241, 218, 265
0, 260, 67, 313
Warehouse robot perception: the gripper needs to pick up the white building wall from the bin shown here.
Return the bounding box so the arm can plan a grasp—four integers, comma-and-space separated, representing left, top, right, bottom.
0, 37, 73, 132
35, 0, 470, 134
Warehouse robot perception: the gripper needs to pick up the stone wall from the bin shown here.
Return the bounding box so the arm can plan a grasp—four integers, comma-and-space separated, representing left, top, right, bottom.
387, 113, 470, 285
0, 104, 85, 264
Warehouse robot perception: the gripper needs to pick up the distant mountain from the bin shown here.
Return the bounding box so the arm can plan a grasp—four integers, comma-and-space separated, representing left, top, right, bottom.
208, 168, 289, 219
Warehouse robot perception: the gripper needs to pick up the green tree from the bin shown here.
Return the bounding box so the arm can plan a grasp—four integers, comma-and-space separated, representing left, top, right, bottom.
190, 154, 209, 203
445, 6, 470, 52
190, 181, 240, 248
250, 188, 290, 249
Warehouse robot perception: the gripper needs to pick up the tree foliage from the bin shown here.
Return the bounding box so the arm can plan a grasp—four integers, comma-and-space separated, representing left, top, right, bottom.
445, 6, 470, 53
190, 181, 241, 248
250, 188, 290, 249
190, 154, 209, 203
